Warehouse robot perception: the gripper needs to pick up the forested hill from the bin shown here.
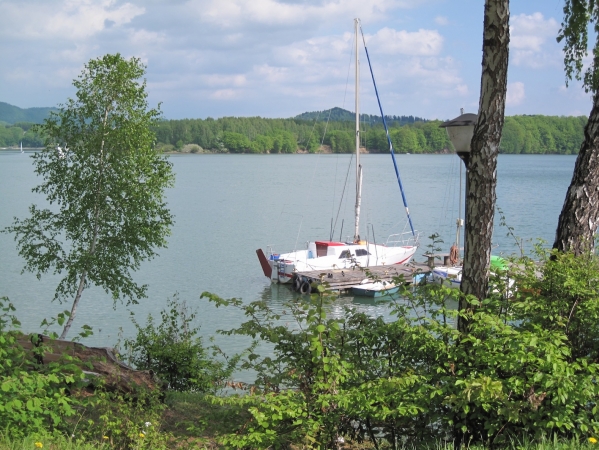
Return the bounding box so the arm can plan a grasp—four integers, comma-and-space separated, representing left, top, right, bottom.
0, 102, 57, 125
151, 114, 587, 155
0, 100, 588, 155
295, 107, 427, 126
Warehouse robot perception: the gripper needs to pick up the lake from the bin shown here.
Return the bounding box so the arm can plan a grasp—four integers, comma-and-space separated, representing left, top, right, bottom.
0, 151, 576, 365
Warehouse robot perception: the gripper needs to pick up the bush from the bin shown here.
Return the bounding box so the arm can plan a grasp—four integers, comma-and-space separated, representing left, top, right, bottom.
0, 298, 91, 440
202, 249, 599, 448
122, 294, 237, 393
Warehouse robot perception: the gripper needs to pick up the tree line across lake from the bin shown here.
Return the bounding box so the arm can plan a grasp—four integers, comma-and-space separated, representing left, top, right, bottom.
1, 112, 587, 155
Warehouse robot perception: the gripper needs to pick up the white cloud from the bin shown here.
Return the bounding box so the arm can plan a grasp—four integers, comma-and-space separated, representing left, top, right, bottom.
454, 84, 468, 96
510, 12, 560, 68
210, 89, 239, 99
254, 65, 290, 84
367, 28, 443, 56
0, 0, 145, 40
193, 0, 420, 29
202, 74, 247, 87
435, 16, 449, 26
506, 81, 525, 106
129, 29, 166, 46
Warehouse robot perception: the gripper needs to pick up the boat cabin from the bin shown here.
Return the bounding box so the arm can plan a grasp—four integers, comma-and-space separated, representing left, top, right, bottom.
309, 241, 371, 259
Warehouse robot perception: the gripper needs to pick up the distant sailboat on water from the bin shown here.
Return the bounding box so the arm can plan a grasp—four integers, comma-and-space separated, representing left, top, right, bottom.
20, 142, 23, 153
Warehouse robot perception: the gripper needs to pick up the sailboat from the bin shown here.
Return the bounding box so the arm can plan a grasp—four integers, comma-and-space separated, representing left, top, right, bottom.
20, 142, 23, 153
257, 18, 420, 285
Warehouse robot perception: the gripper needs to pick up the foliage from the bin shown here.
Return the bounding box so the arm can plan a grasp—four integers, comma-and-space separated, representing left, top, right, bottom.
501, 115, 586, 154
73, 383, 170, 450
295, 106, 427, 125
0, 433, 110, 450
121, 295, 238, 393
152, 114, 585, 155
0, 123, 44, 147
202, 249, 599, 449
509, 245, 599, 362
0, 297, 174, 448
0, 297, 85, 440
558, 0, 599, 92
2, 53, 175, 339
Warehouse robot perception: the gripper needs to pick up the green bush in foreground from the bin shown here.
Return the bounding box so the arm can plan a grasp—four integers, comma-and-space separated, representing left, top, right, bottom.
0, 297, 171, 449
0, 299, 83, 440
202, 247, 599, 449
121, 294, 239, 393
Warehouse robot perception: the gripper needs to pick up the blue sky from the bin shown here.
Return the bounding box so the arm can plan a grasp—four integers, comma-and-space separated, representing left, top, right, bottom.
0, 0, 591, 120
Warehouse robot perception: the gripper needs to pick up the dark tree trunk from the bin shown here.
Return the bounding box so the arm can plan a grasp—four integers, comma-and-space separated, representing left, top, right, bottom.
460, 0, 510, 324
553, 90, 599, 254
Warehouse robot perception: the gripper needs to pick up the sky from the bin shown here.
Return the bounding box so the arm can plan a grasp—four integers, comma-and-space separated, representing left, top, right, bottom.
0, 0, 592, 121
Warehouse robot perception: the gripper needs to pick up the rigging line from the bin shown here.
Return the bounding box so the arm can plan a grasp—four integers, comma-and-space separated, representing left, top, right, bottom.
359, 22, 416, 238
445, 157, 461, 244
436, 155, 459, 237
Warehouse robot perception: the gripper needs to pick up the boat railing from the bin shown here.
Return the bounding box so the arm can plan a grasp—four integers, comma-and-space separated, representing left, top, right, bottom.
385, 231, 421, 247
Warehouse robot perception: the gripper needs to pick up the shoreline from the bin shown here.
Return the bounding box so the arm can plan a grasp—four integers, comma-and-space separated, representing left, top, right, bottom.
0, 147, 577, 156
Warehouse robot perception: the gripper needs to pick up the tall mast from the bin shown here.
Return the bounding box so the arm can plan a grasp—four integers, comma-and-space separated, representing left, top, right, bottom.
354, 17, 362, 242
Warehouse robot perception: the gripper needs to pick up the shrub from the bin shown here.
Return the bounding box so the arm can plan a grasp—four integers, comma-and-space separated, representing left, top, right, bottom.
202, 249, 599, 448
0, 298, 85, 439
122, 294, 237, 393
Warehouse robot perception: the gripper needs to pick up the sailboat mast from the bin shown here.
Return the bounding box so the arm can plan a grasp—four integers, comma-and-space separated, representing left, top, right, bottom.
354, 17, 362, 242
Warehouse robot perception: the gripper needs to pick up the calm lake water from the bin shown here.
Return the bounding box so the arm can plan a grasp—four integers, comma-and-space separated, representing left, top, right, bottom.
0, 151, 576, 368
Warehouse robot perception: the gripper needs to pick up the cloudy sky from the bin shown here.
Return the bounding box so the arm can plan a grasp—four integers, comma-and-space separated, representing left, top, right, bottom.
0, 0, 590, 120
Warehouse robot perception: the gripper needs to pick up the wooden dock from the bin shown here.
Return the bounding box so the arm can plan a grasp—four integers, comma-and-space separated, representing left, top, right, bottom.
291, 261, 431, 294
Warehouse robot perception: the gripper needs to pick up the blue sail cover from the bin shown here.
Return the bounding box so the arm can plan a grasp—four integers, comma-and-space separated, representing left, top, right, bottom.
360, 26, 416, 237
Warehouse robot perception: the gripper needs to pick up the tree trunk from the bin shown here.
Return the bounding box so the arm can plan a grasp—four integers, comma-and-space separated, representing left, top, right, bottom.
59, 271, 87, 340
59, 107, 109, 340
553, 90, 599, 254
460, 0, 510, 322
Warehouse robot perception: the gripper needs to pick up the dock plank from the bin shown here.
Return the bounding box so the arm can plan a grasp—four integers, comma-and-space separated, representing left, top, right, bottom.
293, 261, 430, 293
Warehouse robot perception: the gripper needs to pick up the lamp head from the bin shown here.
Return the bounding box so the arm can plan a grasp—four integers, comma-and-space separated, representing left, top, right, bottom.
439, 112, 477, 168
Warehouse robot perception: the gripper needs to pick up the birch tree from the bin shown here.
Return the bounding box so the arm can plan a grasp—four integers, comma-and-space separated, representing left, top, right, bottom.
460, 0, 510, 308
554, 0, 599, 254
4, 54, 174, 339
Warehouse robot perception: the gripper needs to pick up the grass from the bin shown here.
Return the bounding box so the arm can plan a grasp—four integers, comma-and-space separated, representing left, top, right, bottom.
160, 391, 251, 448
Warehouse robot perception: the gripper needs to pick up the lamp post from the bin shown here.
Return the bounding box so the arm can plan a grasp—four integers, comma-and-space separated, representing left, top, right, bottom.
439, 110, 477, 264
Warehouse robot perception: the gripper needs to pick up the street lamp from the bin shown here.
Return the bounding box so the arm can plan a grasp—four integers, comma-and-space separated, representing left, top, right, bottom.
439, 110, 477, 169
439, 110, 477, 267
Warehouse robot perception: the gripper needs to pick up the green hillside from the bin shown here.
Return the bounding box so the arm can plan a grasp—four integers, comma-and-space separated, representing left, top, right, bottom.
153, 114, 587, 155
0, 101, 57, 124
0, 100, 589, 154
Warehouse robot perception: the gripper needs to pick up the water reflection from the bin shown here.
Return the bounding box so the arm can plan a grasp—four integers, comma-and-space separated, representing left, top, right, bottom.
255, 281, 459, 327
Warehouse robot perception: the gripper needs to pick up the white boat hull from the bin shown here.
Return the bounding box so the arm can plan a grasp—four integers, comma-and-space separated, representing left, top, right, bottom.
432, 260, 515, 294
431, 266, 462, 289
265, 239, 417, 284
352, 280, 399, 297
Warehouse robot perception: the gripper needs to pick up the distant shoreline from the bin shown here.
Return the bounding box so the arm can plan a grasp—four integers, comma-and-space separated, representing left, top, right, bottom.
0, 147, 578, 156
